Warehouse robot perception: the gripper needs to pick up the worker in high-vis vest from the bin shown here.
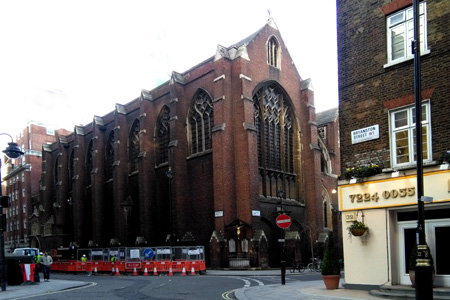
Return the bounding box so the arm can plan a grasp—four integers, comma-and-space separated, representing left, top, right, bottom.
36, 252, 42, 264
81, 254, 88, 262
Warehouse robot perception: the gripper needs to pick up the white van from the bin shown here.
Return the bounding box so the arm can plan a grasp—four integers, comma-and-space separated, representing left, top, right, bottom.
12, 248, 40, 258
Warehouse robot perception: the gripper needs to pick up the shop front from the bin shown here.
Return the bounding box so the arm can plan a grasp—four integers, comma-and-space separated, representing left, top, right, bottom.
339, 168, 450, 288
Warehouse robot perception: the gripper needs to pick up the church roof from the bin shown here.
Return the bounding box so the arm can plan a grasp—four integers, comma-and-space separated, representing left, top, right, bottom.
316, 107, 338, 126
228, 18, 277, 49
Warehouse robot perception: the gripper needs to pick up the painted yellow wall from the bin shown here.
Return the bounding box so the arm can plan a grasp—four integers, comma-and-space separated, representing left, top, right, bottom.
343, 208, 390, 285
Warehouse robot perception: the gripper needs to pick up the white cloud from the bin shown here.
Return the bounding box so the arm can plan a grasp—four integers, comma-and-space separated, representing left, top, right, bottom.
0, 0, 337, 137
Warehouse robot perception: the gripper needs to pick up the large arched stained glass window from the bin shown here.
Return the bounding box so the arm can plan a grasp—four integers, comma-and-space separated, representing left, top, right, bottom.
253, 84, 296, 199
86, 140, 94, 186
105, 130, 115, 180
129, 119, 140, 174
156, 106, 170, 165
54, 155, 60, 186
69, 149, 74, 191
189, 89, 214, 155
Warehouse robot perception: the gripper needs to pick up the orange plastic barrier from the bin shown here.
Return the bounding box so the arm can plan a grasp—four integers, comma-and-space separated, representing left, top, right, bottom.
50, 259, 205, 274
171, 261, 187, 273
155, 261, 171, 273
77, 262, 92, 272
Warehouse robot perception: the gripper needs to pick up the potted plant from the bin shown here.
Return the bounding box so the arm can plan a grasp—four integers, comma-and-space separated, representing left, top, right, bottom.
321, 231, 341, 289
442, 151, 450, 164
441, 151, 450, 169
408, 244, 435, 287
347, 220, 369, 237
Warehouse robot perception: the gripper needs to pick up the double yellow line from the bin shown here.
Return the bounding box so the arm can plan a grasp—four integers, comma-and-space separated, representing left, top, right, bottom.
222, 288, 238, 300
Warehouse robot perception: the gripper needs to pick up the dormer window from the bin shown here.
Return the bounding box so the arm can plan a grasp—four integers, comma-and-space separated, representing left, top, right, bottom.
267, 36, 280, 68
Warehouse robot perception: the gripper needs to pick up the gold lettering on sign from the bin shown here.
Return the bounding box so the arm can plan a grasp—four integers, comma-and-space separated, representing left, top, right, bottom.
349, 187, 415, 203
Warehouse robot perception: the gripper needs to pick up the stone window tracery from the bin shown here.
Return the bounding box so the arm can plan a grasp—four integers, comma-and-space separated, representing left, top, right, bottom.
54, 156, 59, 186
189, 89, 214, 155
253, 84, 296, 199
86, 141, 94, 186
156, 106, 170, 165
129, 119, 140, 174
105, 131, 114, 180
69, 149, 74, 191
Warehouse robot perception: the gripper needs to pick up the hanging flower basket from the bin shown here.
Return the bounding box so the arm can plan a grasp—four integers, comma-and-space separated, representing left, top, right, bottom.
347, 220, 369, 237
351, 228, 367, 236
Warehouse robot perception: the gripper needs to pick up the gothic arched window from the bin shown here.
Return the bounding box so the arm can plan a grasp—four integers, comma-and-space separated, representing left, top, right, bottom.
105, 130, 115, 180
253, 84, 295, 199
322, 187, 332, 229
267, 36, 280, 68
69, 149, 74, 191
156, 106, 170, 165
189, 89, 214, 155
86, 140, 94, 186
319, 139, 331, 175
54, 155, 60, 186
129, 119, 140, 174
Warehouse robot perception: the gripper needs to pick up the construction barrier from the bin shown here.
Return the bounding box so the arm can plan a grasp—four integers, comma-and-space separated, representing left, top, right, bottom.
50, 246, 206, 275
21, 264, 36, 283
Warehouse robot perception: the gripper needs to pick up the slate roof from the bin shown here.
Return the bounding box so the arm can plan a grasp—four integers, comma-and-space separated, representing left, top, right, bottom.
316, 107, 338, 126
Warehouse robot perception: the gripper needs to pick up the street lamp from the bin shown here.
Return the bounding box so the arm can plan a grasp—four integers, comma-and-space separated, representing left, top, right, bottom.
411, 1, 433, 298
0, 133, 24, 291
165, 167, 174, 244
277, 189, 286, 285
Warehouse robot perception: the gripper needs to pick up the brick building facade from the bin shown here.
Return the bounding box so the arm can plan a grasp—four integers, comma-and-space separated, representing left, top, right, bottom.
1, 122, 70, 252
33, 19, 340, 268
337, 0, 450, 287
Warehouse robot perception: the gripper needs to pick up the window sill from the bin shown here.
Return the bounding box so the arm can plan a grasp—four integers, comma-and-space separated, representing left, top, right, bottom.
186, 149, 212, 160
383, 160, 439, 172
383, 49, 431, 69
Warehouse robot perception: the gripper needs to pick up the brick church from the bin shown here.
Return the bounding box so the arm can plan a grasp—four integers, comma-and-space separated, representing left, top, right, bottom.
31, 18, 340, 268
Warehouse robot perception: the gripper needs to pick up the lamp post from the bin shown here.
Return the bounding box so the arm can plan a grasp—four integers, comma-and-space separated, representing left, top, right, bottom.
412, 0, 433, 298
0, 133, 24, 291
165, 167, 174, 244
277, 189, 286, 285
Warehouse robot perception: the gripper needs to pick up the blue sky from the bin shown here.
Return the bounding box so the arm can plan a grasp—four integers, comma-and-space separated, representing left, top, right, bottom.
0, 0, 338, 136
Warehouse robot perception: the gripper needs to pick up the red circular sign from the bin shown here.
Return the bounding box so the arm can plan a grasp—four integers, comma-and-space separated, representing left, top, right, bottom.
276, 214, 292, 229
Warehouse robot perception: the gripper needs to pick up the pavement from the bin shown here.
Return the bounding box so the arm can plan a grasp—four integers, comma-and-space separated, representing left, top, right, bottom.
0, 270, 381, 300
208, 270, 381, 300
0, 279, 92, 300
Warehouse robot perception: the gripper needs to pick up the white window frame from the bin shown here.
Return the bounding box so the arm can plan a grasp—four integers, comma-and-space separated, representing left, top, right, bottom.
385, 2, 429, 67
389, 101, 432, 167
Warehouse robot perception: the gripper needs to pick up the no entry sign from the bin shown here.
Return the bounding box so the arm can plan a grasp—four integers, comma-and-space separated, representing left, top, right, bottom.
276, 214, 292, 229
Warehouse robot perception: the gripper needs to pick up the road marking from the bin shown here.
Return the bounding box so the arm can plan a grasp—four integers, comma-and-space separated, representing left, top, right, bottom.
222, 288, 238, 300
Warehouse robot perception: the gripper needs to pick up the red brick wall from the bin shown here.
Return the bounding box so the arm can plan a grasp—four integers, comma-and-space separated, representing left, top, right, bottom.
338, 0, 450, 171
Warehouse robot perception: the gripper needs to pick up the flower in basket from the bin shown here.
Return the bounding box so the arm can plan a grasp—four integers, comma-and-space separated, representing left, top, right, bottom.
342, 163, 381, 180
347, 220, 369, 237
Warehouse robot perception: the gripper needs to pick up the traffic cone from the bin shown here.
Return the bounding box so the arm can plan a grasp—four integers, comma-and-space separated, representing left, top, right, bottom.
93, 267, 98, 275
181, 267, 186, 276
133, 267, 138, 276
143, 267, 148, 276
153, 267, 158, 276
168, 267, 173, 276
190, 267, 196, 276
115, 267, 120, 276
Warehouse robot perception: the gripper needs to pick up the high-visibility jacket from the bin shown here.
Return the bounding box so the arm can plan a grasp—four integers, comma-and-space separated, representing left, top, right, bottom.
81, 257, 87, 262
36, 255, 41, 264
